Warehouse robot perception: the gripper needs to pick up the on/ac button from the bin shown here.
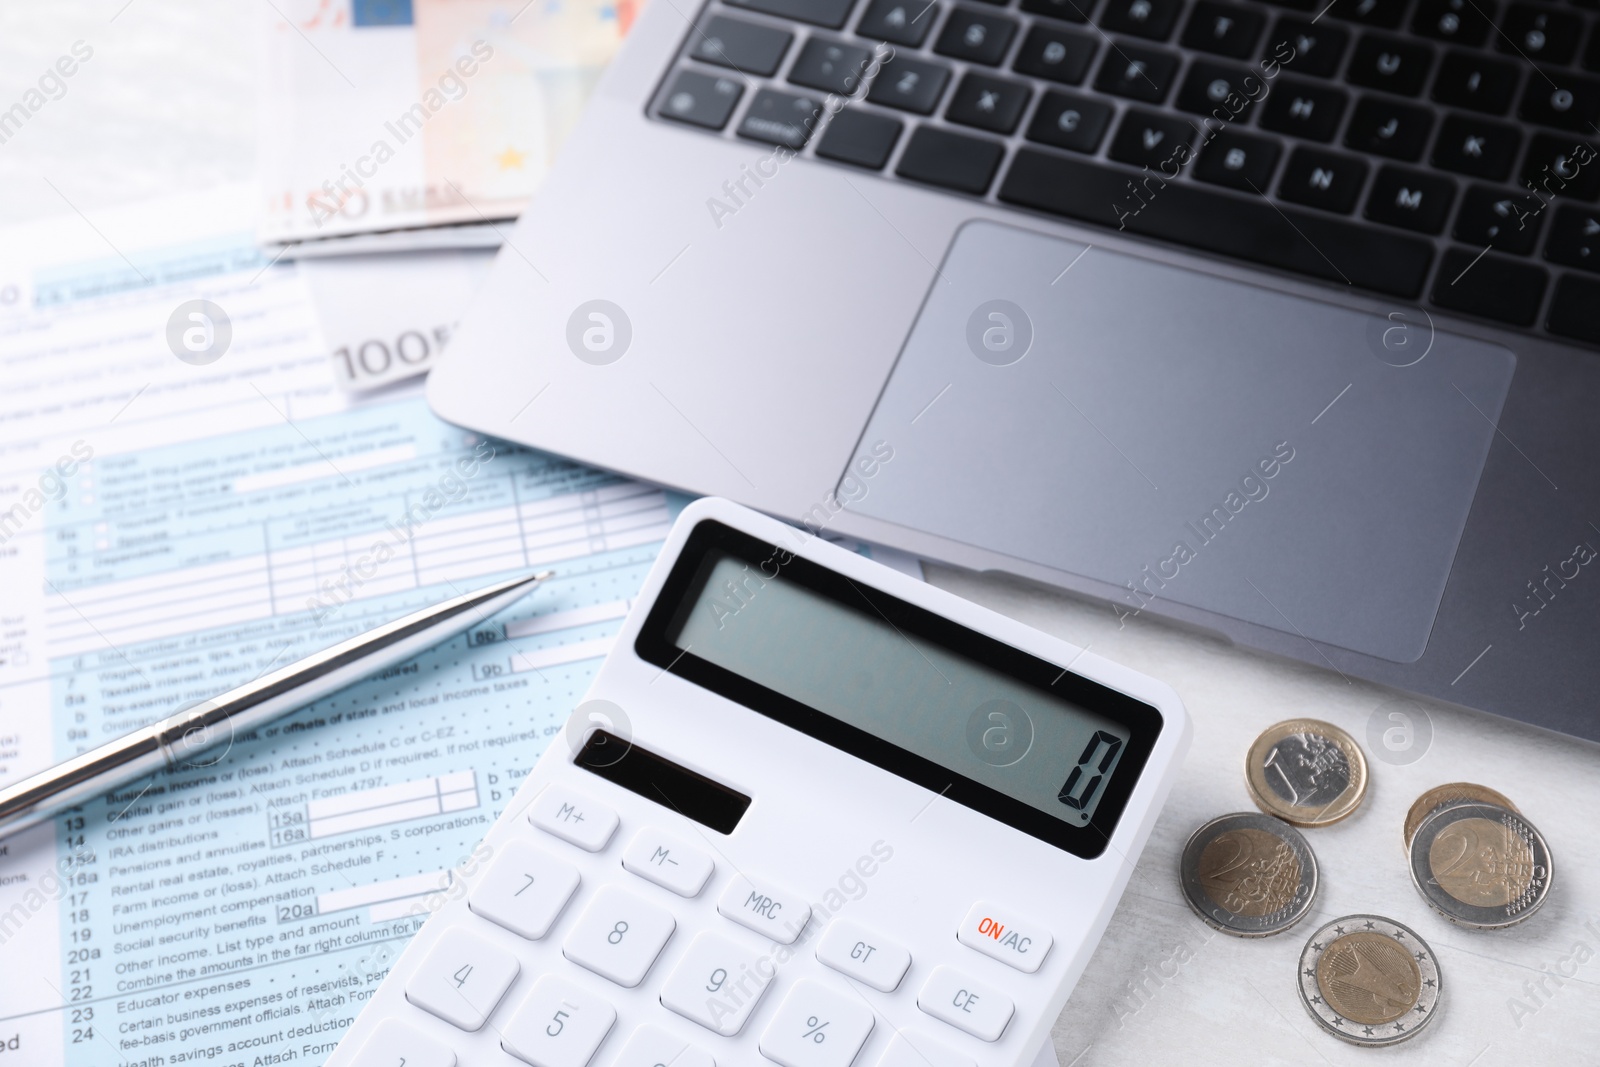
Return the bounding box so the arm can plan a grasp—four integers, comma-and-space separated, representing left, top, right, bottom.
956, 902, 1053, 973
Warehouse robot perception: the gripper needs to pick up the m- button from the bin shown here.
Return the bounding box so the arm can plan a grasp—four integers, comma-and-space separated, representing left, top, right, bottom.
955, 902, 1053, 973
716, 875, 811, 944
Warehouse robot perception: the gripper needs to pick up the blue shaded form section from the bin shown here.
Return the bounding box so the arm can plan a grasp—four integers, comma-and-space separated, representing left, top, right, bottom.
352, 0, 414, 25
31, 233, 270, 307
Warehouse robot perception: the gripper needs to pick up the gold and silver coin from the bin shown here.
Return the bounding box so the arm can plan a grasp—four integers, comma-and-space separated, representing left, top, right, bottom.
1297, 914, 1441, 1046
1245, 719, 1368, 827
1409, 801, 1553, 929
1402, 782, 1519, 848
1180, 812, 1318, 937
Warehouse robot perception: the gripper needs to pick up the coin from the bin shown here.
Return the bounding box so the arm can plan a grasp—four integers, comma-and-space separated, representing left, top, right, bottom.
1409, 801, 1552, 929
1403, 783, 1520, 848
1408, 780, 1516, 844
1297, 914, 1441, 1047
1180, 812, 1319, 937
1245, 719, 1368, 827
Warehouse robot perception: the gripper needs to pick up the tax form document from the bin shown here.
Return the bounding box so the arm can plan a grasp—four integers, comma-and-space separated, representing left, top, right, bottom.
0, 187, 675, 1067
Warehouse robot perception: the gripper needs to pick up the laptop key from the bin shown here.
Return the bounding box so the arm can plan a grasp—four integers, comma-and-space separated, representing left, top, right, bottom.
1431, 249, 1548, 326
725, 0, 859, 29
1498, 3, 1582, 64
688, 16, 794, 76
997, 149, 1434, 295
1522, 133, 1600, 200
1365, 165, 1455, 233
1181, 2, 1265, 57
1431, 115, 1521, 179
1012, 25, 1098, 83
1518, 72, 1600, 134
1092, 44, 1180, 101
1176, 60, 1266, 117
1194, 130, 1283, 190
1430, 52, 1519, 115
1453, 184, 1545, 253
896, 126, 1006, 193
1020, 0, 1096, 22
1108, 109, 1197, 168
816, 108, 903, 168
1258, 77, 1348, 141
947, 72, 1033, 132
1268, 17, 1349, 78
737, 89, 825, 148
1278, 147, 1369, 213
1344, 97, 1433, 160
1410, 0, 1495, 46
1097, 0, 1183, 40
658, 69, 745, 129
1025, 89, 1114, 151
1544, 205, 1600, 271
1347, 34, 1434, 97
789, 38, 875, 94
856, 0, 940, 45
935, 7, 1020, 64
866, 54, 952, 112
1547, 274, 1600, 345
1325, 0, 1408, 29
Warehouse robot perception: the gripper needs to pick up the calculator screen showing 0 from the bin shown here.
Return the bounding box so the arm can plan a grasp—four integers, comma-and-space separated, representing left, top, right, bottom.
639, 520, 1164, 857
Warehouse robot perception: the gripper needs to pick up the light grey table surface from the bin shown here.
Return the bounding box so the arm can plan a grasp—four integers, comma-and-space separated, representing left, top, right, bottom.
2, 3, 1596, 1066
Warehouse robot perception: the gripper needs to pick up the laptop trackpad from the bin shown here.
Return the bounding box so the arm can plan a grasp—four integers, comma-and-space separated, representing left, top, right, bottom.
846, 220, 1516, 663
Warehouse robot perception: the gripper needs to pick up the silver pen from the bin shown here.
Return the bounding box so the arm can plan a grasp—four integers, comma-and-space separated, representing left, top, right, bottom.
0, 569, 553, 843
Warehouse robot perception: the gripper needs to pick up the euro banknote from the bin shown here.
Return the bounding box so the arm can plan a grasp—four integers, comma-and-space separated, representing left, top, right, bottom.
258, 0, 640, 248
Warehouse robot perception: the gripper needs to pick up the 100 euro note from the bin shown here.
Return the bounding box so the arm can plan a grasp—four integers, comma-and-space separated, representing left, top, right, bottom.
258, 0, 641, 247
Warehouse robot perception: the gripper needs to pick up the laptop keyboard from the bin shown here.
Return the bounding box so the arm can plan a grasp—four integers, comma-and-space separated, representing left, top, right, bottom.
649, 0, 1600, 347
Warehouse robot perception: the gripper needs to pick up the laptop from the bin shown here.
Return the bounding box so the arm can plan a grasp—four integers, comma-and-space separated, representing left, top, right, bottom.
427, 0, 1600, 741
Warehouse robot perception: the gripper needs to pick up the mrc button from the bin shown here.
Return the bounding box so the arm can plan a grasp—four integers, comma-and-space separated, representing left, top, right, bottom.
718, 875, 812, 944
956, 902, 1053, 973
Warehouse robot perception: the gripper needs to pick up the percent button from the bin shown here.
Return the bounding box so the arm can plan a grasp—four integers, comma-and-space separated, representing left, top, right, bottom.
758, 978, 874, 1067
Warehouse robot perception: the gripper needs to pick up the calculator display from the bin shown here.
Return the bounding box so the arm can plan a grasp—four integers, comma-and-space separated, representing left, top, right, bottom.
670, 552, 1133, 828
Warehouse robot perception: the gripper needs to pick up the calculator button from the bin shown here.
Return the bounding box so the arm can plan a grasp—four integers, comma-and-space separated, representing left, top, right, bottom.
612, 1024, 716, 1067
660, 930, 776, 1036
815, 920, 911, 992
876, 1031, 976, 1067
718, 875, 811, 944
468, 838, 581, 940
955, 902, 1053, 973
499, 974, 617, 1067
916, 965, 1014, 1042
758, 978, 874, 1067
622, 829, 715, 897
530, 785, 619, 852
563, 884, 677, 988
405, 927, 520, 1032
351, 1018, 457, 1067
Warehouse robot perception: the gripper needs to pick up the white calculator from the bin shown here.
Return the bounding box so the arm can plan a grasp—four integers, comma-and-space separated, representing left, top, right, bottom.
327, 497, 1190, 1067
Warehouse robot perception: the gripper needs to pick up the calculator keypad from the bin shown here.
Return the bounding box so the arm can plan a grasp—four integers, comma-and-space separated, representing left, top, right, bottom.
659, 930, 777, 1036
612, 1023, 717, 1067
529, 785, 619, 851
468, 838, 581, 940
916, 964, 1014, 1042
758, 977, 875, 1067
717, 874, 811, 944
814, 919, 911, 993
622, 829, 715, 897
500, 974, 617, 1067
351, 1018, 457, 1067
368, 780, 1058, 1065
562, 884, 678, 988
955, 901, 1054, 974
404, 927, 521, 1031
878, 1031, 978, 1067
